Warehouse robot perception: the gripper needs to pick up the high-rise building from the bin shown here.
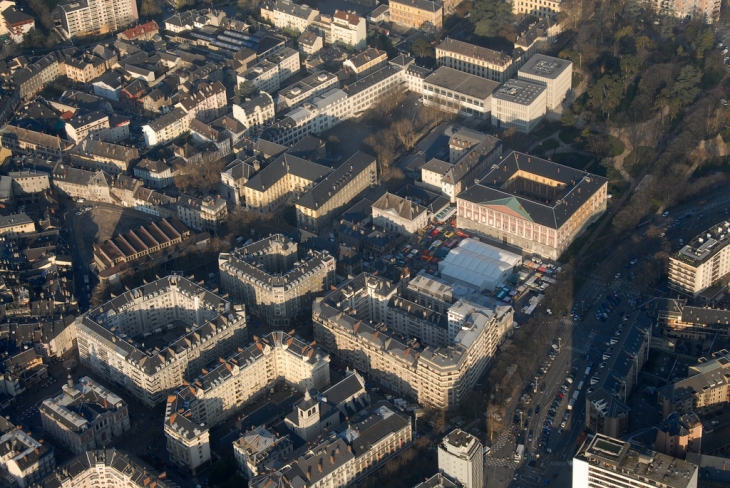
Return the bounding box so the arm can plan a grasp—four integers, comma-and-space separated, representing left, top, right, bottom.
57, 0, 139, 39
438, 429, 484, 488
668, 221, 730, 298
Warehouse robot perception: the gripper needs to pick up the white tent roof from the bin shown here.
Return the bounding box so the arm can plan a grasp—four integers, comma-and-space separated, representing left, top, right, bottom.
438, 238, 522, 290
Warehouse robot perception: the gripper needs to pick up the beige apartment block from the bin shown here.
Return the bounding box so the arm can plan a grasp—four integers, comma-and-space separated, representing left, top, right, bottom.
219, 234, 336, 326
74, 275, 247, 407
668, 221, 730, 298
389, 0, 443, 30
511, 0, 561, 17
164, 331, 330, 473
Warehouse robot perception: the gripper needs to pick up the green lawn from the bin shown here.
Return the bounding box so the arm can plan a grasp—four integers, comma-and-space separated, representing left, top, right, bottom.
608, 135, 625, 157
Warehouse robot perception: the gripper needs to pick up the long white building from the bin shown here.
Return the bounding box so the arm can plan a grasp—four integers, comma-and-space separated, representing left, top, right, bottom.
75, 276, 247, 406
517, 54, 572, 110
164, 331, 330, 473
57, 0, 138, 38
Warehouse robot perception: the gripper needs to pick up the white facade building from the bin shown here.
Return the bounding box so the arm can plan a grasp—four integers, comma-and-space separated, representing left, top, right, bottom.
331, 10, 367, 49
668, 221, 730, 298
237, 48, 300, 94
438, 429, 484, 488
517, 54, 572, 110
491, 79, 547, 133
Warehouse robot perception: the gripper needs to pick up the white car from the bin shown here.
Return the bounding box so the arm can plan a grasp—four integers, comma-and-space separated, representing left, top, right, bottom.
615, 272, 621, 279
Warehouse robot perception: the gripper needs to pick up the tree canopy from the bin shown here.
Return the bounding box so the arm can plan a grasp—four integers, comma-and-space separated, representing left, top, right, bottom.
470, 0, 513, 37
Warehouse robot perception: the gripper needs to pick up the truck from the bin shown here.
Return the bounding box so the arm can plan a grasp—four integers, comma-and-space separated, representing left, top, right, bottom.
514, 444, 524, 461
585, 367, 591, 376
568, 398, 576, 410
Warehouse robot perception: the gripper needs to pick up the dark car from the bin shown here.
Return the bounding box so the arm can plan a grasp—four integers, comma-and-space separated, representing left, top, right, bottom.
535, 405, 541, 414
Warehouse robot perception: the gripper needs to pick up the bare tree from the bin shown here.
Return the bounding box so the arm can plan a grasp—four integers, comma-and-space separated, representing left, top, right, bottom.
364, 129, 398, 173
392, 119, 418, 150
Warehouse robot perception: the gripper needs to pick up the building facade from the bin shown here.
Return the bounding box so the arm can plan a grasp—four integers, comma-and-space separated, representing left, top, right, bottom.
57, 0, 139, 38
423, 66, 499, 119
219, 235, 336, 326
372, 192, 429, 235
74, 276, 247, 406
438, 429, 484, 488
668, 221, 730, 298
0, 427, 54, 488
517, 54, 573, 110
491, 79, 547, 133
436, 38, 515, 83
389, 0, 443, 30
457, 151, 608, 260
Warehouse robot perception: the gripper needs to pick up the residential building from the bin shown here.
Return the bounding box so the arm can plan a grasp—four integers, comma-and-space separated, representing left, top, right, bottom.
438, 429, 483, 488
668, 221, 730, 298
296, 152, 377, 232
233, 426, 294, 480
573, 434, 699, 488
177, 81, 228, 124
369, 4, 390, 23
63, 56, 106, 84
65, 111, 110, 144
436, 38, 514, 83
51, 164, 113, 203
9, 169, 50, 202
2, 349, 48, 396
231, 92, 276, 133
67, 138, 138, 174
57, 0, 139, 38
93, 218, 194, 272
162, 8, 225, 33
586, 387, 631, 439
343, 48, 388, 77
330, 10, 367, 49
657, 349, 730, 418
164, 331, 330, 473
219, 234, 336, 326
415, 474, 460, 488
11, 54, 59, 101
91, 70, 123, 101
261, 0, 318, 33
248, 403, 412, 488
74, 275, 248, 406
40, 376, 130, 454
237, 48, 301, 94
220, 158, 258, 205
644, 0, 720, 23
277, 71, 339, 110
143, 107, 190, 147
117, 20, 159, 41
655, 412, 702, 460
2, 7, 34, 43
1, 125, 65, 159
133, 159, 175, 188
648, 297, 730, 341
243, 153, 332, 214
389, 0, 443, 30
372, 192, 429, 235
491, 79, 547, 133
35, 449, 172, 488
344, 65, 405, 114
298, 30, 323, 55
177, 194, 228, 234
0, 427, 54, 487
511, 0, 562, 17
0, 213, 35, 237
423, 67, 499, 119
457, 151, 609, 260
313, 273, 514, 408
518, 54, 572, 110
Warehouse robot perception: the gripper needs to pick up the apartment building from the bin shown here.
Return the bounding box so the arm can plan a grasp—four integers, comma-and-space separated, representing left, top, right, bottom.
162, 8, 225, 33
234, 426, 294, 479
1, 125, 65, 159
298, 30, 323, 55
67, 138, 138, 174
586, 387, 631, 439
65, 111, 110, 143
11, 54, 59, 101
57, 0, 139, 38
220, 158, 258, 205
243, 153, 332, 214
232, 92, 276, 134
51, 164, 113, 203
436, 38, 514, 83
277, 71, 339, 110
438, 429, 484, 488
573, 434, 698, 488
142, 107, 190, 147
0, 213, 35, 237
2, 7, 35, 44
389, 0, 443, 30
330, 10, 367, 49
491, 79, 547, 133
260, 0, 319, 33
74, 275, 248, 406
645, 0, 720, 23
164, 331, 330, 473
237, 47, 301, 94
40, 376, 130, 454
518, 54, 572, 110
648, 297, 730, 341
423, 67, 499, 119
63, 56, 106, 84
343, 48, 388, 77
457, 151, 608, 260
9, 169, 50, 202
655, 412, 702, 460
313, 273, 514, 408
219, 234, 336, 326
36, 449, 172, 488
117, 20, 159, 41
296, 152, 377, 231
657, 349, 730, 418
372, 192, 429, 235
177, 81, 227, 124
0, 427, 54, 488
248, 403, 412, 487
668, 221, 730, 298
177, 194, 228, 234
511, 0, 561, 17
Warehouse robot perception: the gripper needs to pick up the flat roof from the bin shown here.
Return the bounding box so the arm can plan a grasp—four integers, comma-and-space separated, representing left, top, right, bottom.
518, 54, 572, 80
424, 66, 500, 100
493, 79, 546, 105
